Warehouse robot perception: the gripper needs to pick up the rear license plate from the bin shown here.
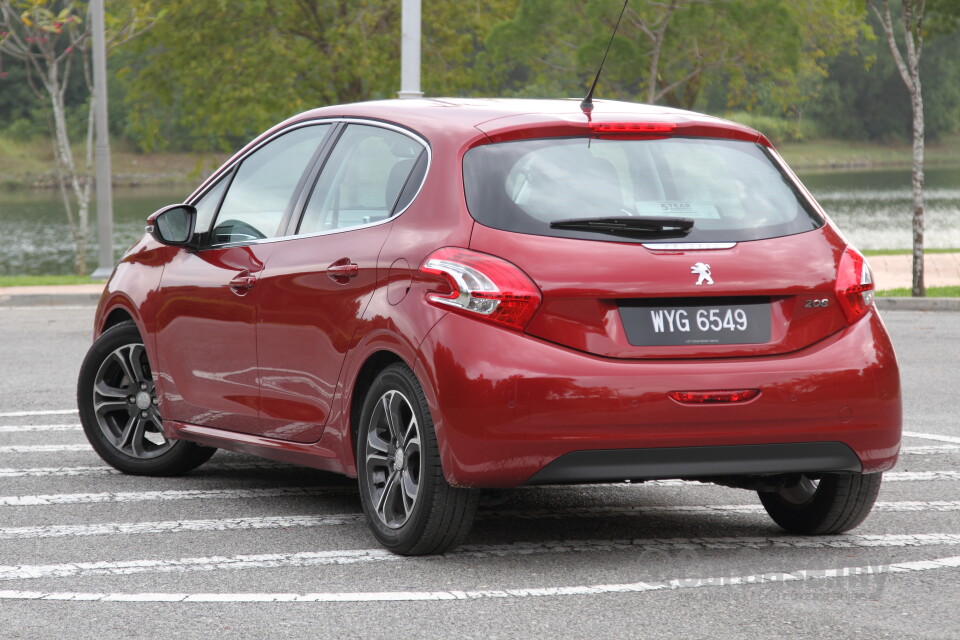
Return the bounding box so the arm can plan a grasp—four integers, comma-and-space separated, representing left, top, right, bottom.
619, 299, 771, 346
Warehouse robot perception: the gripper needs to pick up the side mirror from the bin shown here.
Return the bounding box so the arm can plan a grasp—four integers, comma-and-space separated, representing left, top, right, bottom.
147, 205, 197, 247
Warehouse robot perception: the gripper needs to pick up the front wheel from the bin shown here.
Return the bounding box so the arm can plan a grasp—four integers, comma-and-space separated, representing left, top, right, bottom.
759, 472, 882, 534
77, 321, 216, 476
356, 363, 479, 555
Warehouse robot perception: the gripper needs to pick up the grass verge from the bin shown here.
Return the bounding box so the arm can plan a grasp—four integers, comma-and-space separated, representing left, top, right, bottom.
0, 133, 226, 188
863, 248, 960, 256
0, 275, 101, 287
876, 286, 960, 297
779, 133, 960, 170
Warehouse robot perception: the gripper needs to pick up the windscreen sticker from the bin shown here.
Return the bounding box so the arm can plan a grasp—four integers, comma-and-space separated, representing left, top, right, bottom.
634, 201, 721, 219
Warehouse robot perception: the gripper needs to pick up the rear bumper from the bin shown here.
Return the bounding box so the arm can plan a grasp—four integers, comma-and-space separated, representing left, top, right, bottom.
415, 308, 901, 488
525, 442, 861, 485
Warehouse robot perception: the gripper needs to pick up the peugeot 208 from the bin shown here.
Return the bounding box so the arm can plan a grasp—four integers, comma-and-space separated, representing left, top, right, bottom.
78, 99, 902, 555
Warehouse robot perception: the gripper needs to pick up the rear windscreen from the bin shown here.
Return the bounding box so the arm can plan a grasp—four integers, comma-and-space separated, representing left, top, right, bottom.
462, 137, 824, 244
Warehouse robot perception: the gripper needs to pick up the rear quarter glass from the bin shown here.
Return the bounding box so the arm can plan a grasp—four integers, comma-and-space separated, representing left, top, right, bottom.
462, 136, 824, 244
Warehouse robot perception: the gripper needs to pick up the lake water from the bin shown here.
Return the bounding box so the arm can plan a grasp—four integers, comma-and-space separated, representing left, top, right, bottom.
0, 167, 958, 275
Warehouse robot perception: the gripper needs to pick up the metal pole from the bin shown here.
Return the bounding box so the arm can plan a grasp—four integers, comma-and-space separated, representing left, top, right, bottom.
90, 0, 114, 279
397, 0, 423, 99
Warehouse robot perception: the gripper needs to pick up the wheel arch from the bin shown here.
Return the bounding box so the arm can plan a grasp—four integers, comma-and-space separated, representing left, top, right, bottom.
348, 350, 407, 465
101, 306, 136, 334
94, 292, 145, 338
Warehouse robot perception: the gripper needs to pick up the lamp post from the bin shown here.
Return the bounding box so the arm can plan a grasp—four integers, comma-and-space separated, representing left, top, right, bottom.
397, 0, 422, 99
90, 0, 114, 279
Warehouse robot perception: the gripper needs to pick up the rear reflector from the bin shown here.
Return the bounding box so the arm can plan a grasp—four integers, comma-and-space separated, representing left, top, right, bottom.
590, 122, 677, 134
669, 389, 760, 404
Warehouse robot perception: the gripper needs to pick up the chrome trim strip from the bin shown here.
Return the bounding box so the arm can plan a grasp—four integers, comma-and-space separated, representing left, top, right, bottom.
642, 242, 737, 250
186, 120, 332, 205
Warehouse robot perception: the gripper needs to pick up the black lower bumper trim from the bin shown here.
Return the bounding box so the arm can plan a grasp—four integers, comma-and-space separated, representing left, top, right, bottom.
524, 442, 862, 485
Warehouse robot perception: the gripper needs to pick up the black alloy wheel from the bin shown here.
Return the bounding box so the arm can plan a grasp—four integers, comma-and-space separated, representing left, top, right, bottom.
357, 363, 479, 555
77, 321, 215, 476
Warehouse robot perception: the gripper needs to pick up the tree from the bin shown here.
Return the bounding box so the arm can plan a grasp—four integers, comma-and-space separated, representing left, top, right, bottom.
870, 0, 960, 296
0, 0, 157, 275
119, 0, 519, 152
871, 0, 926, 296
480, 0, 864, 111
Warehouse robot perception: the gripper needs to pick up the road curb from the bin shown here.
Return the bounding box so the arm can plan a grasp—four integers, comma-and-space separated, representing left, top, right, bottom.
0, 292, 102, 307
875, 297, 960, 312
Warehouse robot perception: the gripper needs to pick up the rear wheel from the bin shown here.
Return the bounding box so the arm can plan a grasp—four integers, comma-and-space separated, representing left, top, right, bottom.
356, 363, 479, 555
759, 472, 882, 534
77, 321, 216, 476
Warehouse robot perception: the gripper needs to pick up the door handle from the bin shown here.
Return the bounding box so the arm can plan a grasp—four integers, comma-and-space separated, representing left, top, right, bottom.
229, 271, 256, 295
327, 260, 359, 284
327, 262, 359, 276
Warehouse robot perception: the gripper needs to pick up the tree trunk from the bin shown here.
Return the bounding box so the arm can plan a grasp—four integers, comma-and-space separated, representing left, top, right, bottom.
874, 0, 925, 297
910, 88, 925, 297
46, 62, 91, 276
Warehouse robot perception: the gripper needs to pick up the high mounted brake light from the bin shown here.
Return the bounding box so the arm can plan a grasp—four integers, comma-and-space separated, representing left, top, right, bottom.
835, 247, 875, 324
590, 122, 677, 134
422, 248, 542, 332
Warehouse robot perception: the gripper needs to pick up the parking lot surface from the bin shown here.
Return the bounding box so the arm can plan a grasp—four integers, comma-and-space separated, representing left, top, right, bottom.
0, 306, 957, 639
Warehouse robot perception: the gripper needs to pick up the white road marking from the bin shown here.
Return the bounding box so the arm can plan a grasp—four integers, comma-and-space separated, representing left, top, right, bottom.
0, 424, 81, 433
0, 515, 364, 540
883, 471, 960, 481
0, 443, 954, 456
902, 445, 960, 454
490, 500, 960, 520
4, 555, 952, 603
0, 410, 77, 418
0, 461, 291, 478
0, 487, 353, 507
1, 463, 957, 482
903, 430, 960, 444
2, 534, 960, 582
0, 445, 90, 454
3, 502, 959, 540
0, 440, 960, 456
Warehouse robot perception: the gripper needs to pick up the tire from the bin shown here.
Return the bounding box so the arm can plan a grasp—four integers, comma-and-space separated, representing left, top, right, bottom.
77, 321, 216, 476
759, 472, 883, 535
356, 363, 479, 555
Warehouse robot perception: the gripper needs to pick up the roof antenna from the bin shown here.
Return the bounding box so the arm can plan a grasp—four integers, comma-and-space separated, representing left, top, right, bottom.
580, 0, 630, 117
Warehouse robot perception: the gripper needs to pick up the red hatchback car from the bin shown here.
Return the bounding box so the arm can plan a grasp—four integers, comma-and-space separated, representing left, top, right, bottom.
78, 99, 902, 555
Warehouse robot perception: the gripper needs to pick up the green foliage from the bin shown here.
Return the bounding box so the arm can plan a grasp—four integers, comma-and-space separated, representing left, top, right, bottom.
4, 0, 959, 152
479, 0, 828, 110
117, 0, 521, 151
807, 14, 960, 142
723, 112, 823, 144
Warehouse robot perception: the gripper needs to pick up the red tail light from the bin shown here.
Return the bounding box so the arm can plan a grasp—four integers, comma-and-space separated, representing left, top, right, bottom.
835, 247, 875, 323
669, 389, 760, 404
421, 248, 542, 331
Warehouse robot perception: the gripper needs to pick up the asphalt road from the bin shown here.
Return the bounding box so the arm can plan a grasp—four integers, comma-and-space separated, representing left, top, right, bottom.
0, 306, 957, 639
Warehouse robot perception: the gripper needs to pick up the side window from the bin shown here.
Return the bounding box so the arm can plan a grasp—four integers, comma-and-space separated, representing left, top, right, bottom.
298, 124, 425, 234
191, 176, 228, 235
211, 124, 330, 244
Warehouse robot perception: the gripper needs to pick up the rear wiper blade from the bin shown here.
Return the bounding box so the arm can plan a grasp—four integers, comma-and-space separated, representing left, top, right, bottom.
549, 216, 694, 238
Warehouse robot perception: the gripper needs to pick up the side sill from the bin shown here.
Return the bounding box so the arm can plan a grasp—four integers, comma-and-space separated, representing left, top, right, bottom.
524, 442, 863, 485
166, 421, 347, 475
